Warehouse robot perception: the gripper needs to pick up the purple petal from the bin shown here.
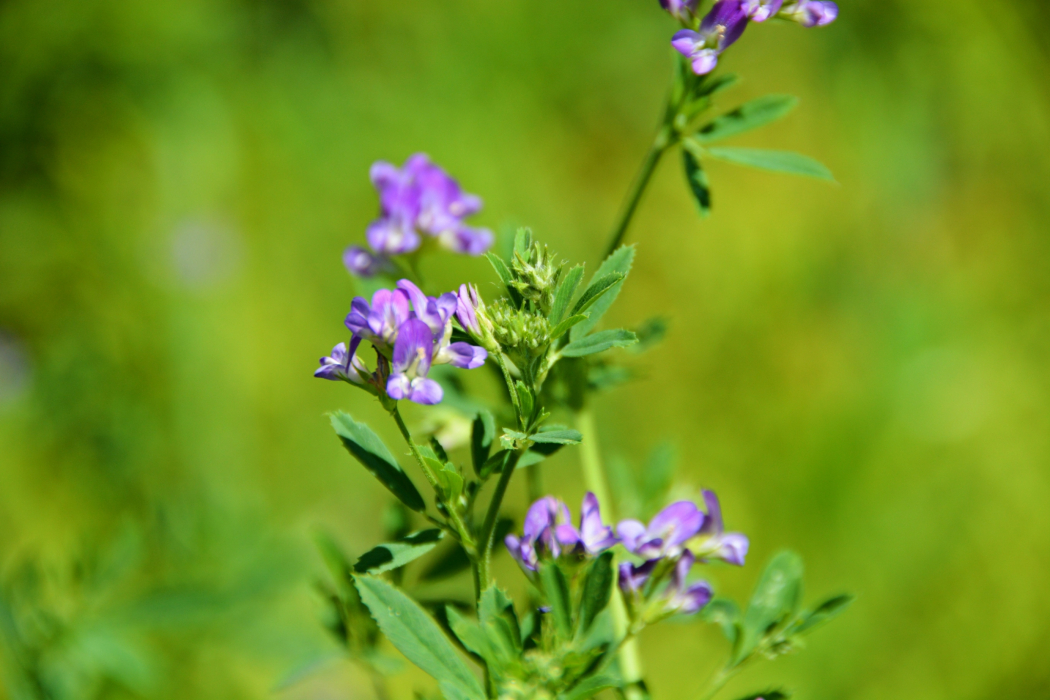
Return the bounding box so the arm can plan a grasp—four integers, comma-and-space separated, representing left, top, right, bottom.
699, 489, 724, 535
435, 292, 459, 322
579, 492, 617, 553
554, 524, 581, 549
742, 0, 783, 21
796, 0, 837, 26
691, 52, 720, 75
370, 160, 401, 190
700, 0, 749, 47
679, 581, 714, 614
408, 377, 443, 405
367, 217, 420, 255
619, 559, 657, 594
715, 533, 749, 566
649, 501, 705, 547
386, 373, 411, 400
345, 297, 371, 336
616, 520, 647, 554
442, 342, 487, 369
314, 342, 348, 380
343, 245, 382, 277
524, 497, 560, 541
456, 284, 480, 335
671, 29, 703, 57
391, 318, 434, 375
396, 279, 429, 316
439, 226, 494, 255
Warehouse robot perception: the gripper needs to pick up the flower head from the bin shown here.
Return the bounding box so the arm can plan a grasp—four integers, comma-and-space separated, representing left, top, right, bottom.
671, 1, 749, 75
617, 501, 705, 559
386, 318, 443, 404
397, 279, 488, 370
342, 246, 383, 277
690, 489, 749, 565
506, 493, 617, 572
665, 551, 714, 614
779, 0, 838, 27
314, 337, 368, 383
345, 288, 411, 350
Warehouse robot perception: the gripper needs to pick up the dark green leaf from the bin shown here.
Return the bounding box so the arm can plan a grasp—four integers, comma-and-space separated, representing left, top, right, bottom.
558, 672, 622, 700
355, 576, 484, 699
539, 562, 572, 640
696, 95, 798, 143
570, 272, 625, 318
515, 381, 535, 419
550, 313, 590, 340
577, 552, 614, 635
471, 410, 495, 477
550, 264, 585, 325
354, 529, 444, 574
530, 429, 582, 445
480, 449, 511, 480
429, 437, 449, 465
331, 412, 425, 512
683, 149, 712, 217
735, 551, 804, 664
562, 330, 638, 358
630, 317, 669, 353
571, 246, 635, 339
791, 594, 854, 636
705, 147, 834, 181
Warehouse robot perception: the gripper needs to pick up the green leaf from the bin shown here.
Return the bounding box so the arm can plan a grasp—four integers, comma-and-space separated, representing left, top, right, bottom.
570, 272, 625, 318
561, 329, 638, 358
355, 576, 484, 699
735, 551, 804, 665
571, 246, 634, 339
705, 147, 834, 181
515, 381, 535, 419
550, 313, 589, 340
539, 562, 573, 641
446, 606, 495, 663
471, 410, 495, 478
683, 150, 711, 217
790, 594, 854, 636
549, 264, 585, 325
696, 95, 798, 143
576, 552, 614, 635
331, 412, 425, 512
479, 586, 523, 663
354, 529, 444, 574
514, 227, 533, 260
429, 437, 449, 465
558, 672, 622, 700
701, 597, 741, 646
480, 449, 511, 480
697, 72, 738, 97
531, 429, 582, 445
733, 692, 790, 700
485, 252, 514, 290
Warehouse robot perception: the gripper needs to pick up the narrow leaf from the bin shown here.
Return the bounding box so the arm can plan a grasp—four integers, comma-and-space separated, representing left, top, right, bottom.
570, 272, 625, 318
331, 412, 425, 512
539, 563, 572, 641
355, 576, 484, 699
471, 410, 495, 477
683, 150, 711, 217
696, 95, 798, 143
515, 381, 535, 419
705, 147, 834, 181
550, 264, 585, 325
446, 606, 495, 663
561, 329, 638, 358
530, 429, 582, 445
736, 551, 804, 664
354, 529, 444, 574
577, 552, 614, 635
485, 252, 514, 290
550, 313, 589, 340
513, 227, 533, 260
571, 246, 634, 339
791, 594, 854, 636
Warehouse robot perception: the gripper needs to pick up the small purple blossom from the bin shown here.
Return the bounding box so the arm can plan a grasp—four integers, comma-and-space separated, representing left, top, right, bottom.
693, 489, 749, 565
314, 337, 367, 383
343, 245, 384, 277
386, 318, 443, 404
505, 493, 617, 572
741, 0, 783, 21
666, 551, 714, 614
345, 288, 411, 349
618, 559, 658, 597
671, 0, 749, 75
780, 0, 838, 27
659, 0, 699, 21
617, 501, 705, 559
397, 280, 487, 370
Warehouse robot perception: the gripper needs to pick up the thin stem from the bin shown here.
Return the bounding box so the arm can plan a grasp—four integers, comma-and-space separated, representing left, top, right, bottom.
604, 128, 672, 258
697, 667, 737, 700
477, 448, 525, 587
496, 351, 522, 422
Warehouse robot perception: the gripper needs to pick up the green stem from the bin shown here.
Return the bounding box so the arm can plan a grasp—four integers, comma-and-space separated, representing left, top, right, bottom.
697, 667, 737, 700
496, 351, 522, 424
477, 448, 525, 587
575, 408, 648, 698
604, 128, 672, 258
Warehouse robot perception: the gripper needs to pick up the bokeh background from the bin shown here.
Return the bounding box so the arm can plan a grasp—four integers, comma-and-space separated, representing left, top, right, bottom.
2, 0, 1049, 698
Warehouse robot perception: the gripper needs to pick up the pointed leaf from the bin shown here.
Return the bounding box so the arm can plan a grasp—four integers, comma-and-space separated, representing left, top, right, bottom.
559, 672, 622, 700
696, 95, 798, 143
471, 410, 496, 478
446, 606, 495, 663
683, 150, 711, 217
791, 594, 854, 636
355, 576, 484, 699
561, 330, 638, 358
705, 147, 834, 181
530, 429, 582, 445
576, 552, 614, 635
550, 313, 590, 340
550, 264, 585, 324
485, 252, 514, 291
354, 529, 444, 574
697, 72, 738, 97
331, 412, 425, 512
570, 272, 625, 318
514, 227, 533, 260
572, 246, 634, 339
539, 562, 572, 641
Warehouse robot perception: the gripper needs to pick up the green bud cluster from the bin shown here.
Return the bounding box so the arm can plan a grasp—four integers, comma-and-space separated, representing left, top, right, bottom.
490, 298, 551, 354
510, 241, 562, 313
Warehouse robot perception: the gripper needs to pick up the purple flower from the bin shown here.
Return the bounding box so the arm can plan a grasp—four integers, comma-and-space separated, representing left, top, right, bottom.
741, 0, 783, 21
343, 245, 384, 278
552, 493, 619, 556
780, 0, 837, 27
397, 280, 487, 369
618, 559, 658, 597
666, 551, 713, 614
386, 318, 443, 405
659, 0, 699, 21
344, 288, 412, 349
314, 337, 367, 383
671, 0, 749, 75
438, 225, 494, 256
506, 493, 617, 572
617, 501, 705, 559
693, 490, 749, 566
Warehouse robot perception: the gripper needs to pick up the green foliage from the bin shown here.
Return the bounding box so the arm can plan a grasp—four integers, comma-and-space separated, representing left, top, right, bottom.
354, 529, 444, 575
735, 551, 805, 664
540, 563, 574, 641
704, 147, 835, 181
696, 95, 799, 144
531, 429, 583, 445
332, 412, 426, 512
683, 149, 712, 217
471, 410, 496, 478
550, 265, 585, 325
562, 329, 638, 357
576, 552, 614, 636
570, 273, 625, 318
571, 246, 635, 339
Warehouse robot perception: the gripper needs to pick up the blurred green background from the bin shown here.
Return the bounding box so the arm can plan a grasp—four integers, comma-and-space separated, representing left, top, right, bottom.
2, 0, 1049, 698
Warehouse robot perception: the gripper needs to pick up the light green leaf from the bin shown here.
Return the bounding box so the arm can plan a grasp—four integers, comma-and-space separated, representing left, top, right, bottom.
571, 246, 635, 339
550, 313, 589, 340
576, 552, 614, 635
354, 529, 444, 574
355, 576, 484, 699
485, 252, 514, 290
735, 551, 804, 665
790, 594, 854, 636
701, 597, 741, 646
331, 412, 425, 512
705, 147, 834, 181
683, 150, 711, 217
696, 95, 798, 143
446, 606, 495, 663
570, 272, 625, 318
530, 429, 582, 445
550, 264, 585, 324
561, 329, 638, 358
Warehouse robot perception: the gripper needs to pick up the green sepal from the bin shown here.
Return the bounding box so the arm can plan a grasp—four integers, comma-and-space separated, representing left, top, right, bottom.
354, 529, 444, 575
331, 412, 425, 512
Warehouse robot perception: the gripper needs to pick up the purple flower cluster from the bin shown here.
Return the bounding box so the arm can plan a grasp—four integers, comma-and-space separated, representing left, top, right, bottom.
314, 279, 488, 405
344, 154, 494, 277
505, 490, 747, 619
668, 0, 838, 75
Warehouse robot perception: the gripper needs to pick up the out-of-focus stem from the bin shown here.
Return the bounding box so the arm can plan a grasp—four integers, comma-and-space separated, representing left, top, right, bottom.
478, 448, 525, 588
604, 126, 672, 258
575, 408, 649, 700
